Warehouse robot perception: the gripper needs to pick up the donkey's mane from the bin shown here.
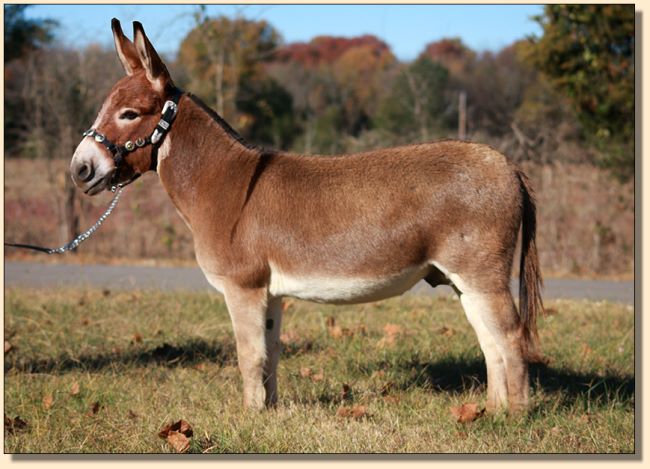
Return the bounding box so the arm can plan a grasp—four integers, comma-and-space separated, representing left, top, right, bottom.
186, 92, 261, 152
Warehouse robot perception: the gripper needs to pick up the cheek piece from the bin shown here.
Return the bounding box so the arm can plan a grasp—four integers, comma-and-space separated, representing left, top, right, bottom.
81, 87, 182, 191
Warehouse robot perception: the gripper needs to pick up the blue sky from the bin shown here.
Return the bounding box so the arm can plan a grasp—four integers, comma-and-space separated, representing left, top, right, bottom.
24, 4, 544, 61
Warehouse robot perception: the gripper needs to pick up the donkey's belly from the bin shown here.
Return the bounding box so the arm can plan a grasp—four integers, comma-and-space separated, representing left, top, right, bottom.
269, 264, 431, 304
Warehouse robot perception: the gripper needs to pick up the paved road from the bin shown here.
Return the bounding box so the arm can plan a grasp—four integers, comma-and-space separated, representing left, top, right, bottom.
4, 261, 635, 304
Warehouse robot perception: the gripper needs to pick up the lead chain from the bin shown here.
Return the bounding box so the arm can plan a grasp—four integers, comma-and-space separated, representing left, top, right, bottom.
49, 186, 125, 254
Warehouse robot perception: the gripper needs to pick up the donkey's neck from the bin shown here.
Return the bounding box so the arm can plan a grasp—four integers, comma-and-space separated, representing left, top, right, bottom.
156, 93, 264, 233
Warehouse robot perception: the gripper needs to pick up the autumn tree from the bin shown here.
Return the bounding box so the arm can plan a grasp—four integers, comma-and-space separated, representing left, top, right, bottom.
268, 35, 397, 153
4, 4, 57, 63
530, 4, 635, 179
376, 57, 451, 142
419, 37, 475, 77
177, 10, 281, 132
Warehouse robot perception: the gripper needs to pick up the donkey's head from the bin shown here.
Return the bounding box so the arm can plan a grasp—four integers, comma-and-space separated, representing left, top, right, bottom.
70, 19, 176, 195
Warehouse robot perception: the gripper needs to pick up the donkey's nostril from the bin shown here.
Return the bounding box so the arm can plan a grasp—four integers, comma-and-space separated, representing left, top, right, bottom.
77, 163, 94, 182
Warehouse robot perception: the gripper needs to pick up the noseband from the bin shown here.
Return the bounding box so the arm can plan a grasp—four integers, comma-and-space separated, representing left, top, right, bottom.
82, 87, 183, 191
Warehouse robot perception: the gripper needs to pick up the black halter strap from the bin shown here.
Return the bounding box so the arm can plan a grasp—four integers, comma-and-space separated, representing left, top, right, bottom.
82, 87, 183, 189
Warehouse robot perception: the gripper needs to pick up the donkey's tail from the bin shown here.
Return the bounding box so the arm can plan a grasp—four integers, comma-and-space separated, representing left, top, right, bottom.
515, 169, 546, 364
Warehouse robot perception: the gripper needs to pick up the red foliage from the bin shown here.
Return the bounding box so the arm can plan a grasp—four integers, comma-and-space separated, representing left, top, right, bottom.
419, 38, 475, 74
272, 35, 391, 67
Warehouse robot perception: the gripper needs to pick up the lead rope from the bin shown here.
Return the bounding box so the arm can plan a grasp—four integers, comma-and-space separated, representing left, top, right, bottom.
4, 185, 125, 254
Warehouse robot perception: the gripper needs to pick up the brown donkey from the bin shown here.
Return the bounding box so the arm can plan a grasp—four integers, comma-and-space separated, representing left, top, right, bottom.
70, 20, 544, 414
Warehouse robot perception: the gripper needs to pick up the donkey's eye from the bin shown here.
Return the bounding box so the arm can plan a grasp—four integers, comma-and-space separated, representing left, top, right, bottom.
119, 110, 139, 120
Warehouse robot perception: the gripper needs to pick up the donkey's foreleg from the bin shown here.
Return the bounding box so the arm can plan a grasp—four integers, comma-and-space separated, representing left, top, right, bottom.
263, 297, 283, 407
223, 285, 270, 411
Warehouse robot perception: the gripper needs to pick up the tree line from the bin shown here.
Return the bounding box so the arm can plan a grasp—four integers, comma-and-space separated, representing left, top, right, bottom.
5, 5, 634, 180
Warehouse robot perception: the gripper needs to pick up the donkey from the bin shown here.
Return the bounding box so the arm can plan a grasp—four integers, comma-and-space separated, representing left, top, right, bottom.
70, 19, 544, 414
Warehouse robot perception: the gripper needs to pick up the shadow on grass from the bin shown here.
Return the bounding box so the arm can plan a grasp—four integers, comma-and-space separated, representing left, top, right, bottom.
387, 355, 634, 408
5, 340, 236, 374
7, 342, 634, 410
5, 337, 320, 375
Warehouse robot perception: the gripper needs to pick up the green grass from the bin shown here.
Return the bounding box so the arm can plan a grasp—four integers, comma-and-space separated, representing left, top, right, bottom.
4, 288, 634, 453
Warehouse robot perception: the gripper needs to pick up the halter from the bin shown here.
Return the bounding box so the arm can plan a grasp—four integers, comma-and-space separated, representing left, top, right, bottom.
82, 87, 183, 191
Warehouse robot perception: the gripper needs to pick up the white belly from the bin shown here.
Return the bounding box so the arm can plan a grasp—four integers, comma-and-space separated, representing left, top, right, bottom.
269, 264, 430, 304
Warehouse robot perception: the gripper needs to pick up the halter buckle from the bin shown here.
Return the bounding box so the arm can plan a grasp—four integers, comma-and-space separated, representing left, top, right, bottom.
161, 100, 178, 120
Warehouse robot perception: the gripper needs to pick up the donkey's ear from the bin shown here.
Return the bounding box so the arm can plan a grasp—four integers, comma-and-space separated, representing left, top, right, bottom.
111, 18, 142, 75
133, 21, 170, 88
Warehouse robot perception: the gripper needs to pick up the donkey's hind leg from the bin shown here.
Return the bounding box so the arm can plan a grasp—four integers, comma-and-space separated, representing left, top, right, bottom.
459, 287, 529, 413
263, 297, 283, 407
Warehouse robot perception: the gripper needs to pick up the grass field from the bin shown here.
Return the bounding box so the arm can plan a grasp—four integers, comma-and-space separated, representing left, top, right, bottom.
4, 288, 634, 454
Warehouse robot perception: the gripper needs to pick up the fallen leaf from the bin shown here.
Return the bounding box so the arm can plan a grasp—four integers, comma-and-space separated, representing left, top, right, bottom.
127, 410, 138, 420
159, 419, 194, 452
70, 382, 80, 396
86, 401, 101, 416
340, 383, 353, 401
166, 431, 190, 453
158, 419, 194, 439
299, 367, 312, 378
311, 369, 325, 382
280, 330, 300, 344
329, 326, 343, 339
4, 341, 12, 353
450, 403, 485, 423
378, 323, 404, 347
42, 394, 54, 410
194, 363, 207, 372
4, 414, 27, 434
438, 326, 455, 337
326, 316, 348, 339
383, 323, 403, 337
383, 395, 400, 404
80, 316, 90, 326
132, 333, 143, 343
337, 405, 368, 419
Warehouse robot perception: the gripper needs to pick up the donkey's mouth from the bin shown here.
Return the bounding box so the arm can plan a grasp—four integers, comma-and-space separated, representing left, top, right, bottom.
84, 175, 111, 196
